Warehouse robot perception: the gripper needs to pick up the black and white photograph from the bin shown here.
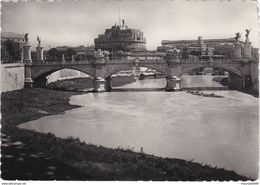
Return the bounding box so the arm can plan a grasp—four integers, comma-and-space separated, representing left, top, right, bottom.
0, 0, 259, 183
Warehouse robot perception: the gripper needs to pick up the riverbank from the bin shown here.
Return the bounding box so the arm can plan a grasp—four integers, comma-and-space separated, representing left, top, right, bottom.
1, 88, 253, 181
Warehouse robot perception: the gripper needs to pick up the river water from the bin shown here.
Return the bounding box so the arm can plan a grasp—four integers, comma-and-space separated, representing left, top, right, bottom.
19, 76, 259, 178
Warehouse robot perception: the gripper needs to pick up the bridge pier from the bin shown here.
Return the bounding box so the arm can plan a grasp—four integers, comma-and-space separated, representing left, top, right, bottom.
93, 77, 106, 92
105, 77, 112, 92
165, 76, 181, 91
93, 77, 112, 92
24, 66, 34, 88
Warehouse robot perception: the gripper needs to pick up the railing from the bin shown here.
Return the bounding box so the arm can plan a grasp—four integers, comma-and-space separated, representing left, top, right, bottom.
179, 58, 237, 63
108, 58, 166, 64
32, 60, 93, 65
31, 57, 246, 66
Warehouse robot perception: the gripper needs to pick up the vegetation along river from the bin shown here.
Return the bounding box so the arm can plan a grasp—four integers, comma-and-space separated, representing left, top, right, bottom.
19, 76, 259, 178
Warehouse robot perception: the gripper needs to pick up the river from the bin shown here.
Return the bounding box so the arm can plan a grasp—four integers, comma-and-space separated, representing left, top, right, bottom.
19, 75, 259, 178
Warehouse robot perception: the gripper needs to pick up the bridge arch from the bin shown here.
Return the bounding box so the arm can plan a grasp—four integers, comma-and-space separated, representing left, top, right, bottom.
180, 65, 242, 77
32, 66, 94, 80
137, 64, 167, 76
103, 65, 167, 91
104, 65, 133, 79
104, 64, 167, 79
31, 66, 95, 87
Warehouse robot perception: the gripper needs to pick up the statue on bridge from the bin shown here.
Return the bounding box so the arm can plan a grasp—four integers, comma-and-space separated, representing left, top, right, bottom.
37, 36, 41, 46
103, 50, 110, 59
166, 48, 180, 60
95, 49, 104, 58
245, 29, 251, 42
94, 49, 110, 63
95, 49, 110, 59
24, 33, 29, 43
235, 32, 241, 41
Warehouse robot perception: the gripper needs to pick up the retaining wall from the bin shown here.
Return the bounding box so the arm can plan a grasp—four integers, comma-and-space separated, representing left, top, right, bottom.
0, 63, 25, 92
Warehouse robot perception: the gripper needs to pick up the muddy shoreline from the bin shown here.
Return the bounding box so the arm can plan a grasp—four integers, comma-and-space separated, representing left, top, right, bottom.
1, 85, 253, 180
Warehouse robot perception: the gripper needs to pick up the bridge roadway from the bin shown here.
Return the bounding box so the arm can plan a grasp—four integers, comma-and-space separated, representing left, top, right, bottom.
24, 57, 256, 92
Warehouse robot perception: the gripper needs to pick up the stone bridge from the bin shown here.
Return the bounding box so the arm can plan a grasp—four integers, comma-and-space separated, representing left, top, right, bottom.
24, 54, 257, 92
22, 40, 258, 92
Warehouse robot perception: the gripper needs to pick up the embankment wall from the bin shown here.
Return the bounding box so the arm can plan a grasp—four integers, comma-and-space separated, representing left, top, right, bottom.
1, 63, 24, 92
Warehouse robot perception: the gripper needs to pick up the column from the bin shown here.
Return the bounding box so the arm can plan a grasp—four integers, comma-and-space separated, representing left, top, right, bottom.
105, 76, 112, 92
234, 41, 242, 58
92, 50, 107, 92
36, 46, 44, 62
243, 42, 252, 58
23, 43, 33, 88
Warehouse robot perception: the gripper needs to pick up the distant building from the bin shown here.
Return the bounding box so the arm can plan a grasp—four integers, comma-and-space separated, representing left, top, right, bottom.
1, 32, 25, 45
94, 19, 146, 55
157, 36, 237, 59
1, 32, 25, 63
158, 37, 236, 50
46, 45, 95, 61
55, 45, 95, 55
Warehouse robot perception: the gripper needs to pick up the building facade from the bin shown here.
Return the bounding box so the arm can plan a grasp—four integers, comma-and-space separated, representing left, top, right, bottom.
55, 45, 95, 55
46, 45, 95, 61
158, 37, 236, 50
94, 20, 146, 54
1, 32, 25, 44
157, 36, 237, 59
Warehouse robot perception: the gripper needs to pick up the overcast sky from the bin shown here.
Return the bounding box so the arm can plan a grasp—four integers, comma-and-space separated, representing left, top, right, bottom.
2, 0, 259, 50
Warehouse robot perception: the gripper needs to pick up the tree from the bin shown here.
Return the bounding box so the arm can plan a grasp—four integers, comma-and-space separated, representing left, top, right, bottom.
2, 39, 22, 62
48, 48, 61, 58
65, 48, 76, 57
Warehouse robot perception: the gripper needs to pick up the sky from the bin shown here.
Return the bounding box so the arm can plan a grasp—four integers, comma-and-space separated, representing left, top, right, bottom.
2, 0, 259, 50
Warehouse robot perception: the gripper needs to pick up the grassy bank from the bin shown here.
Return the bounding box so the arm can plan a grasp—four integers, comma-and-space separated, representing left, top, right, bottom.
1, 88, 252, 181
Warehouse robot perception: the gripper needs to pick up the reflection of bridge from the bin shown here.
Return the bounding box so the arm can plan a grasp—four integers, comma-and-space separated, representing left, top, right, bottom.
25, 53, 258, 92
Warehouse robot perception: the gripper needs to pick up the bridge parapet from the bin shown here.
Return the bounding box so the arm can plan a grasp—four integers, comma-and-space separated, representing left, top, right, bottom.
108, 59, 166, 64
180, 58, 232, 63
138, 59, 166, 63
32, 60, 94, 65
179, 58, 255, 63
